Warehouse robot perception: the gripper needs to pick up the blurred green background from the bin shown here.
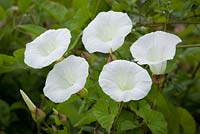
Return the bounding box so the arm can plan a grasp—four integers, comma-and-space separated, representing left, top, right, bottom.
0, 0, 200, 133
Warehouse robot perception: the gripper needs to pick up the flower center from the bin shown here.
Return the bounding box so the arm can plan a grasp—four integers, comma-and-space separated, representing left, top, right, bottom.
113, 71, 135, 91
38, 42, 57, 56
96, 24, 118, 42
58, 74, 76, 89
117, 80, 135, 91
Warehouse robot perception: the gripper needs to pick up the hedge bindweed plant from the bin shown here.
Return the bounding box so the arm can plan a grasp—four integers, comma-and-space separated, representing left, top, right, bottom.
23, 10, 181, 102
18, 9, 198, 134
23, 10, 156, 103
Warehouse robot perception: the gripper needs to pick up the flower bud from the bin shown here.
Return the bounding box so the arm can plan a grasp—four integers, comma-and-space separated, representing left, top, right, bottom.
20, 90, 36, 113
53, 108, 67, 125
33, 108, 46, 123
20, 90, 46, 123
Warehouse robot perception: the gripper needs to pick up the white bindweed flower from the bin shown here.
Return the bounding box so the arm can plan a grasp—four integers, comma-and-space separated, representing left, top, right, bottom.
24, 28, 71, 69
82, 10, 132, 53
43, 55, 89, 103
130, 31, 182, 74
98, 60, 152, 102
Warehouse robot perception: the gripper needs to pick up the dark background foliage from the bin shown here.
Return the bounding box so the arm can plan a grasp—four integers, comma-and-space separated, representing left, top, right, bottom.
0, 0, 200, 134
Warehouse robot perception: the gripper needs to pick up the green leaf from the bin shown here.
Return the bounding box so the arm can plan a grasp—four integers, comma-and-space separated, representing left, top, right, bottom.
154, 94, 180, 134
165, 60, 177, 73
74, 110, 96, 127
10, 101, 26, 111
146, 86, 180, 134
112, 1, 130, 11
65, 7, 90, 32
0, 0, 14, 9
17, 24, 46, 37
57, 127, 69, 134
37, 0, 68, 22
72, 0, 88, 10
129, 100, 168, 134
0, 100, 10, 126
0, 6, 6, 20
116, 110, 139, 131
179, 47, 200, 65
116, 43, 131, 60
93, 98, 120, 133
0, 48, 27, 74
41, 98, 55, 114
72, 0, 105, 17
17, 0, 32, 12
56, 95, 83, 125
177, 107, 196, 134
0, 54, 15, 73
13, 48, 26, 68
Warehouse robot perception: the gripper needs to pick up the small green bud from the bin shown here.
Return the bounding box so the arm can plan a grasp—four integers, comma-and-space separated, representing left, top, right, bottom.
53, 108, 67, 125
77, 88, 88, 98
33, 108, 46, 123
53, 108, 59, 115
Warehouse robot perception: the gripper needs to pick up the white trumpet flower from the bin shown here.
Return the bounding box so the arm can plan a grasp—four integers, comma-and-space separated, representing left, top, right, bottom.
24, 28, 71, 69
130, 31, 182, 74
82, 10, 132, 53
43, 55, 89, 103
98, 60, 152, 102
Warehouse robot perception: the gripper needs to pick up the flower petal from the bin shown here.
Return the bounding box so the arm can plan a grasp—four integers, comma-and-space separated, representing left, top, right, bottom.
43, 55, 89, 103
24, 28, 71, 68
82, 10, 132, 53
98, 60, 152, 102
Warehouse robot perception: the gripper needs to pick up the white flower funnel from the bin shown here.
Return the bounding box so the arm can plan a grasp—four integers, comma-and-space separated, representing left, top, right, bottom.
130, 31, 182, 74
82, 10, 132, 53
98, 60, 152, 102
43, 55, 89, 103
24, 28, 71, 69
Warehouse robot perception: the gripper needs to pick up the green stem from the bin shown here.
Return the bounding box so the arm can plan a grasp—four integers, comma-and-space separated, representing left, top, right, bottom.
64, 32, 83, 57
37, 123, 40, 134
69, 32, 83, 51
152, 84, 160, 110
191, 61, 200, 78
111, 102, 124, 133
134, 21, 200, 27
43, 122, 55, 134
177, 44, 200, 48
164, 11, 170, 31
